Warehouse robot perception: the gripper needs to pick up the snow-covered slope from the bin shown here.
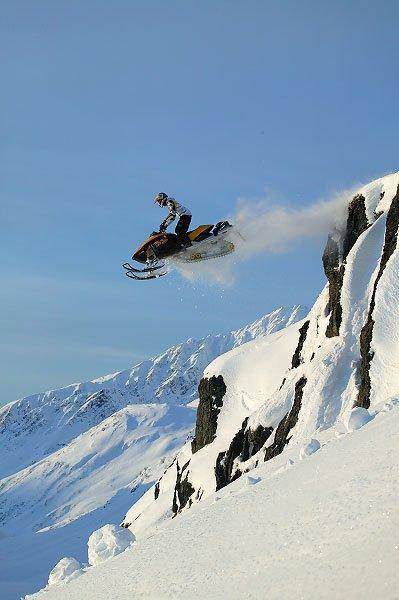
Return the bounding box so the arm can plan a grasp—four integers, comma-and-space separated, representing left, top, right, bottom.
0, 404, 193, 600
1, 404, 193, 535
121, 172, 399, 542
27, 399, 399, 599
0, 306, 304, 600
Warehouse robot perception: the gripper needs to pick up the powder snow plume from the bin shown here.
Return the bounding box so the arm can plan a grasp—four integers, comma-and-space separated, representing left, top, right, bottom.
173, 185, 358, 285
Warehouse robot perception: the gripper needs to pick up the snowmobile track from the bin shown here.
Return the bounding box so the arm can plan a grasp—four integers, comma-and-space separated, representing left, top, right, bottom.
173, 242, 235, 263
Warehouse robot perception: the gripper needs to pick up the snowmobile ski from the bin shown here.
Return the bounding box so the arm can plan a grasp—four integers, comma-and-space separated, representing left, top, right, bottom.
122, 262, 165, 274
123, 261, 167, 281
124, 268, 167, 281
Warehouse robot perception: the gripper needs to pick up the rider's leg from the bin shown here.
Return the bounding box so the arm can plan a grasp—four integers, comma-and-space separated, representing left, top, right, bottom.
175, 215, 192, 247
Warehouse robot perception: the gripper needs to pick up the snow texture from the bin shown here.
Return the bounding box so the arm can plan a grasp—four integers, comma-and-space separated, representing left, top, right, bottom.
87, 524, 135, 566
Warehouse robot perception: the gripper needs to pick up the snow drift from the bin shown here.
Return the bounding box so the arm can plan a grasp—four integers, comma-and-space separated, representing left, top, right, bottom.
87, 524, 135, 566
46, 557, 83, 588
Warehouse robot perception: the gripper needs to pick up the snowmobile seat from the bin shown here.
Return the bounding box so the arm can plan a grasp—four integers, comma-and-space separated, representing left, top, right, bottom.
188, 225, 214, 242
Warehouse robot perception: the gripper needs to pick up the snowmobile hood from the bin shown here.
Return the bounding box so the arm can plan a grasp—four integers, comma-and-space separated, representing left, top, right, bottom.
132, 232, 168, 264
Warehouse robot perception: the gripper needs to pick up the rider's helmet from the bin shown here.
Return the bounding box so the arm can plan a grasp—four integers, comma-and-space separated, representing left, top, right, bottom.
154, 192, 168, 206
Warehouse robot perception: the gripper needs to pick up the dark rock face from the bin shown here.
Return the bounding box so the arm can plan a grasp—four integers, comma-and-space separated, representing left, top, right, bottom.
264, 376, 307, 462
67, 389, 119, 428
324, 194, 369, 338
357, 185, 399, 408
191, 375, 226, 454
172, 460, 195, 515
154, 481, 160, 500
215, 418, 272, 490
342, 195, 369, 260
323, 235, 344, 338
322, 234, 341, 279
0, 402, 45, 439
291, 320, 310, 368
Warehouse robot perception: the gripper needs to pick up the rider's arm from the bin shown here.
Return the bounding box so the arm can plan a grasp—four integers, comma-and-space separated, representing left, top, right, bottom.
159, 200, 177, 231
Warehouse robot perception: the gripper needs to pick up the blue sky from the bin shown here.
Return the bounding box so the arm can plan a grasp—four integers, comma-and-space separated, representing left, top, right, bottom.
1, 0, 398, 403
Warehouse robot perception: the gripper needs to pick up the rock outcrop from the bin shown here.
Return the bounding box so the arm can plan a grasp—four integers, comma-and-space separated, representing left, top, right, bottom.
323, 236, 345, 338
264, 376, 307, 461
342, 194, 369, 260
215, 418, 272, 490
191, 376, 226, 454
291, 320, 310, 368
172, 460, 195, 515
324, 193, 369, 338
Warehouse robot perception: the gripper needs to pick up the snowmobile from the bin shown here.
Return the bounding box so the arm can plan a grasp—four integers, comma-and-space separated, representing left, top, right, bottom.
123, 221, 235, 280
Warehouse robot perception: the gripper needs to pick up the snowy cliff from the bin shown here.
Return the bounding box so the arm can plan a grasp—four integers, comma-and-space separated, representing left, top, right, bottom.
122, 172, 399, 534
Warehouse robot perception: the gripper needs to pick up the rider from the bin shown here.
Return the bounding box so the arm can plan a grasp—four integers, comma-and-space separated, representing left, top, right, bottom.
154, 193, 192, 247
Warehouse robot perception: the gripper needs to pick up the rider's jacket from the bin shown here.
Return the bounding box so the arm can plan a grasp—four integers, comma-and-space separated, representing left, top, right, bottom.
161, 198, 192, 230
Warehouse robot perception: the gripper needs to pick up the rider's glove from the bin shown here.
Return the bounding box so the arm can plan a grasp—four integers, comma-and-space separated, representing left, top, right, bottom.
159, 225, 166, 233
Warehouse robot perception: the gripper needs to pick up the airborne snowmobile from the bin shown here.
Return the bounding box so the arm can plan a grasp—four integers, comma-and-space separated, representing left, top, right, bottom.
123, 221, 234, 280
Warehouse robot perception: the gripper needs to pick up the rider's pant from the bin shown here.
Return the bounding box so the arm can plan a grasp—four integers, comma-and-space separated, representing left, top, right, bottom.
175, 215, 192, 246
